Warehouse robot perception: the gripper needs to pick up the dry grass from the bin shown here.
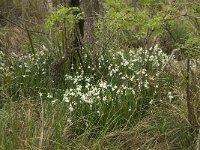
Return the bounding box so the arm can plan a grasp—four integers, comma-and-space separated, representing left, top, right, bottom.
92, 101, 193, 150
3, 27, 27, 52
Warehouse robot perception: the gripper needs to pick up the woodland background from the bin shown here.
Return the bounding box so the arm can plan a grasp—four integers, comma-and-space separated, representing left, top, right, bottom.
0, 0, 200, 149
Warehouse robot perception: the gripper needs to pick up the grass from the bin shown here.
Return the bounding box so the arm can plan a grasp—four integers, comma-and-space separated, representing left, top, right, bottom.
0, 97, 196, 149
1, 1, 200, 148
1, 40, 199, 149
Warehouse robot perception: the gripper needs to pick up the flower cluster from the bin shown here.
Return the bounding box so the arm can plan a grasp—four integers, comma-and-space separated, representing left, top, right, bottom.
62, 45, 173, 120
1, 44, 52, 98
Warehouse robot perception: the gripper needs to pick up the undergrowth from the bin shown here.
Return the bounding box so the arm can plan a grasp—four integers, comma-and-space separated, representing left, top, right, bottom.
1, 0, 200, 149
1, 40, 197, 149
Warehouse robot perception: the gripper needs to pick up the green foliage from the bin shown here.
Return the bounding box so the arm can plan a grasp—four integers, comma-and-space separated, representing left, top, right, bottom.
44, 6, 83, 32
98, 0, 200, 59
185, 3, 200, 58
96, 0, 174, 49
184, 35, 200, 58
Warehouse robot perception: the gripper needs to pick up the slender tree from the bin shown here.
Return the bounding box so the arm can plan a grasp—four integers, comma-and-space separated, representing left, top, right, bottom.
81, 0, 100, 46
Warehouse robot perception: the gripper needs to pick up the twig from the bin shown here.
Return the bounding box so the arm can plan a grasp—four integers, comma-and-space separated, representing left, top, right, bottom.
26, 29, 36, 58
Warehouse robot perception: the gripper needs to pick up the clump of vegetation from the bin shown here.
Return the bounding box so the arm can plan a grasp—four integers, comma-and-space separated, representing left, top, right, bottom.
61, 46, 173, 131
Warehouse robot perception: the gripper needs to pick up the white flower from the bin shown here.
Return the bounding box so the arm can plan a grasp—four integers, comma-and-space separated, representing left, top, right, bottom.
129, 77, 133, 82
63, 95, 70, 102
121, 76, 126, 80
168, 92, 174, 102
67, 118, 72, 125
40, 50, 45, 56
81, 94, 92, 103
112, 87, 115, 91
69, 104, 74, 112
42, 45, 48, 51
123, 60, 129, 66
149, 55, 154, 61
76, 85, 82, 91
131, 89, 135, 95
51, 99, 58, 105
39, 92, 43, 97
97, 111, 100, 115
144, 81, 149, 89
47, 93, 53, 98
70, 92, 75, 96
73, 78, 78, 84
141, 69, 146, 74
122, 85, 127, 90
156, 73, 159, 77
103, 96, 107, 101
99, 81, 107, 89
117, 90, 120, 94
149, 100, 154, 105
86, 77, 91, 82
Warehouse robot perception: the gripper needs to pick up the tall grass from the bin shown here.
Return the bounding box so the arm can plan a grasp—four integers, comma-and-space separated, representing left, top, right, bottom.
1, 36, 198, 149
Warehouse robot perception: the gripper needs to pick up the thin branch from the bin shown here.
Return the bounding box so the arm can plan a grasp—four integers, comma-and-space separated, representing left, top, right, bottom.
26, 29, 36, 58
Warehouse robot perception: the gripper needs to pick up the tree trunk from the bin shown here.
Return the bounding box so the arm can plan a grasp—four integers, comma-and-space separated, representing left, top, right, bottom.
186, 59, 199, 135
49, 0, 85, 86
81, 0, 100, 46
